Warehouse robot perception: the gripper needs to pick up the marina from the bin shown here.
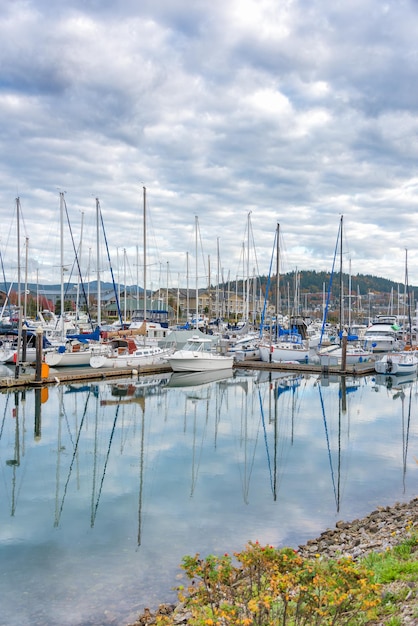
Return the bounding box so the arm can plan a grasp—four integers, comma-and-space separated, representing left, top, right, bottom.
1, 3, 417, 622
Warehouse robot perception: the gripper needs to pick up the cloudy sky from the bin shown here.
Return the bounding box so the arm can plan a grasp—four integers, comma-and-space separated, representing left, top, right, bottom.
1, 0, 418, 289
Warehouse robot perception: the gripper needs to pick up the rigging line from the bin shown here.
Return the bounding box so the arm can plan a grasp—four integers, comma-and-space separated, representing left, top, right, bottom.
1, 210, 15, 258
0, 247, 12, 318
91, 387, 99, 528
16, 199, 30, 240
403, 386, 412, 493
246, 413, 261, 503
61, 400, 76, 449
190, 400, 210, 498
62, 196, 94, 329
142, 196, 164, 273
239, 411, 261, 505
405, 249, 413, 347
137, 406, 145, 547
123, 253, 138, 288
258, 387, 274, 497
196, 216, 208, 279
248, 215, 261, 278
318, 383, 338, 509
92, 404, 120, 523
337, 385, 341, 513
319, 217, 342, 349
0, 392, 10, 441
98, 201, 123, 327
259, 227, 278, 338
54, 389, 92, 527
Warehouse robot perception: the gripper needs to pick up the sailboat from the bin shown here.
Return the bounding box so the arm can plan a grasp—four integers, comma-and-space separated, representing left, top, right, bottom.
128, 187, 172, 336
317, 216, 374, 366
374, 250, 418, 376
259, 224, 310, 363
0, 329, 52, 364
45, 196, 102, 367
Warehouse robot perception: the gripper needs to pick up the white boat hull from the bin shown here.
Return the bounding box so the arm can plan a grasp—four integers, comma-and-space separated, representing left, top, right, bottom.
90, 346, 171, 369
0, 347, 38, 364
259, 343, 309, 363
364, 337, 400, 353
167, 351, 234, 372
45, 349, 93, 367
374, 352, 418, 376
363, 318, 401, 353
317, 344, 374, 366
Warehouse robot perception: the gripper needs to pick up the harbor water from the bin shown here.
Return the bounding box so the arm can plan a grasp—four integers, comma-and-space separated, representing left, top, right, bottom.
0, 367, 417, 625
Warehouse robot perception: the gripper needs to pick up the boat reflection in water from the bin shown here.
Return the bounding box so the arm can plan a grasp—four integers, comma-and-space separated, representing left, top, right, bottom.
166, 368, 234, 388
0, 369, 417, 626
372, 372, 415, 494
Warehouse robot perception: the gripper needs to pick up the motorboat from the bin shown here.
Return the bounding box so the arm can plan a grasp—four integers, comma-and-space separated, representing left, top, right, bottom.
225, 332, 260, 361
167, 335, 234, 372
363, 315, 402, 353
374, 351, 418, 376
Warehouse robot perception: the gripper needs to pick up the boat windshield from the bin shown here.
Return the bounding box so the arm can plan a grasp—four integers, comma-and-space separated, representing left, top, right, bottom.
183, 338, 213, 353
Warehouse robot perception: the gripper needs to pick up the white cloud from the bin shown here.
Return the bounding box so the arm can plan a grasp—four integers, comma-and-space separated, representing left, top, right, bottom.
0, 0, 418, 288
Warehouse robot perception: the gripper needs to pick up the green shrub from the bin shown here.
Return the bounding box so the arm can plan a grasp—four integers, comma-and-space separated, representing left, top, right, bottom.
157, 541, 381, 625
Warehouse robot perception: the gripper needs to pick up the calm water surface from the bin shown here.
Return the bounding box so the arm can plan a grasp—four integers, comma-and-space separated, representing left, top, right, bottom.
0, 367, 417, 625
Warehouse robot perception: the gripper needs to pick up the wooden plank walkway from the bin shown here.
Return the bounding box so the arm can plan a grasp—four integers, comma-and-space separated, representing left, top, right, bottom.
0, 358, 375, 391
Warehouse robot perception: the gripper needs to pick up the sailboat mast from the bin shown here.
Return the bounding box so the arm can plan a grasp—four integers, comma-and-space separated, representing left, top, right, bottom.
195, 215, 198, 329
405, 248, 413, 347
246, 212, 251, 323
15, 197, 22, 376
60, 192, 65, 341
186, 251, 189, 323
275, 223, 280, 340
124, 248, 127, 324
76, 212, 84, 330
216, 237, 220, 321
24, 237, 28, 321
143, 186, 147, 322
348, 258, 352, 332
95, 198, 101, 328
339, 215, 344, 337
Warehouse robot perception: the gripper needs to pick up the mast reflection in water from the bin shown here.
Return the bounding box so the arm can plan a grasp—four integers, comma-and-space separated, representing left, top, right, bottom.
0, 369, 417, 626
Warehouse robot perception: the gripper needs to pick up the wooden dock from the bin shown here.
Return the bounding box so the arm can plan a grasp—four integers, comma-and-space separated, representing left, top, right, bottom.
0, 358, 376, 391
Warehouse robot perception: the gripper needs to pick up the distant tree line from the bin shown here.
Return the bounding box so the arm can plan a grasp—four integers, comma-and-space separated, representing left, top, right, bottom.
219, 270, 413, 297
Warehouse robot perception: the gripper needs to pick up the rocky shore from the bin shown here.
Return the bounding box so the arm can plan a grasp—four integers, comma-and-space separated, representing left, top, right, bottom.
298, 497, 418, 560
131, 497, 418, 625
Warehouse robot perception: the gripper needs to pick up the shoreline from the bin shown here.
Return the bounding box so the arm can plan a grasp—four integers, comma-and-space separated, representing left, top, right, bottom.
298, 496, 418, 560
129, 496, 418, 625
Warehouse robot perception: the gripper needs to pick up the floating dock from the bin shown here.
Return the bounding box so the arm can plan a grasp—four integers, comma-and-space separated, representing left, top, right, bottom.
0, 358, 376, 390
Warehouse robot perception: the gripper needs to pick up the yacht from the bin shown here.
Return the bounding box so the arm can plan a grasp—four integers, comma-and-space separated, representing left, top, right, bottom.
167, 335, 234, 372
363, 315, 402, 353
